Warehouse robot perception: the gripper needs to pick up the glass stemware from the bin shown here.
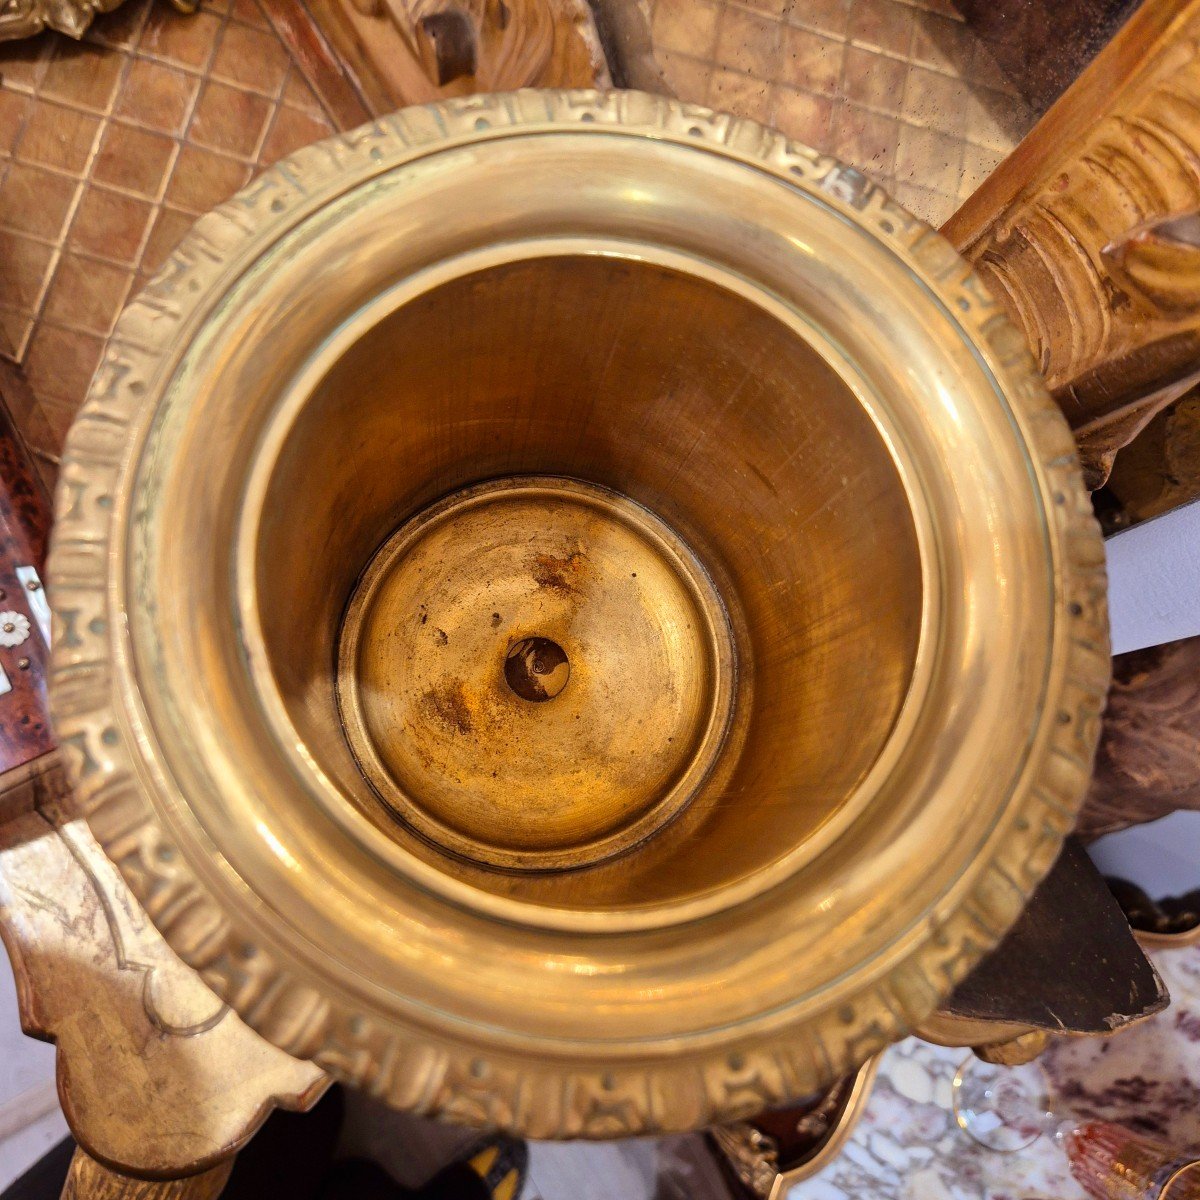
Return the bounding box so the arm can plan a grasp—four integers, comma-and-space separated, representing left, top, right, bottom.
952, 1056, 1061, 1152
952, 1053, 1200, 1199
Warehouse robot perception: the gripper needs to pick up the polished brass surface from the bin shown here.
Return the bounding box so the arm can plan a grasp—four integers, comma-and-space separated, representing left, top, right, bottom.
972, 1029, 1052, 1067
338, 475, 736, 871
48, 91, 1109, 1138
250, 244, 921, 915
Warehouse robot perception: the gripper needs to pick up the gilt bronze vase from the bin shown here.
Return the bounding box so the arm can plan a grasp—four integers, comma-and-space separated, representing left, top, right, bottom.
47, 91, 1109, 1138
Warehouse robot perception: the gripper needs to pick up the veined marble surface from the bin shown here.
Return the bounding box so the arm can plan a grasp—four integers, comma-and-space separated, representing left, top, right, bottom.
790, 946, 1200, 1200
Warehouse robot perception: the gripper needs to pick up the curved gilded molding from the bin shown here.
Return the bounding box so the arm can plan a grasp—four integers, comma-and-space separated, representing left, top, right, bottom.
47, 91, 1110, 1138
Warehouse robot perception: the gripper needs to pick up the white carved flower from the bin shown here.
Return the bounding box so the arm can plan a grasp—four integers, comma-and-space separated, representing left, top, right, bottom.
0, 611, 30, 648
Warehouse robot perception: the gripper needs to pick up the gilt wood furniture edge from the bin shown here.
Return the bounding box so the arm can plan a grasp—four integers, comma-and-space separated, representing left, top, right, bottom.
59, 1153, 235, 1199
0, 750, 328, 1176
46, 90, 1110, 1138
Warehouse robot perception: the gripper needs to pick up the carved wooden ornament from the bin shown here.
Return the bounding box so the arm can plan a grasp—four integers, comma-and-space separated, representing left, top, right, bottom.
0, 0, 195, 40
315, 0, 610, 109
944, 0, 1200, 488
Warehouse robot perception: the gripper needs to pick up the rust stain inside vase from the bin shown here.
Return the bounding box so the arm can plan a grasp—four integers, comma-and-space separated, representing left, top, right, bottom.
336, 475, 737, 872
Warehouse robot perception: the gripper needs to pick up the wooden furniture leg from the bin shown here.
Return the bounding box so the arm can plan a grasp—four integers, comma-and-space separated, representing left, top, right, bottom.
61, 1151, 233, 1200
942, 0, 1200, 490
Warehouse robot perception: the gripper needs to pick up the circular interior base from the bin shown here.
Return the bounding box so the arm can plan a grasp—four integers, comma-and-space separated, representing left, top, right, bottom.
337, 476, 736, 871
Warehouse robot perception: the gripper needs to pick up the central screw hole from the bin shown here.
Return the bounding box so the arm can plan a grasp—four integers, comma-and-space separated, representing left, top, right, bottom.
504, 636, 570, 702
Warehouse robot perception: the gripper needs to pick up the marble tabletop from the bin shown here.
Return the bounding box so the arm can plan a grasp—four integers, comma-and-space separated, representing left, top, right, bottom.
790, 945, 1200, 1200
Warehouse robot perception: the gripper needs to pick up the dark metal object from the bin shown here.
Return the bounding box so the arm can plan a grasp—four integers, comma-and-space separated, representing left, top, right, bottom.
944, 839, 1169, 1033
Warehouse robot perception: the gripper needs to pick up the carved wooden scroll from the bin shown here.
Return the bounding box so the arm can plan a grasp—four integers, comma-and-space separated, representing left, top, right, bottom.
942, 0, 1200, 489
310, 0, 610, 111
1104, 386, 1200, 523
1077, 636, 1200, 839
